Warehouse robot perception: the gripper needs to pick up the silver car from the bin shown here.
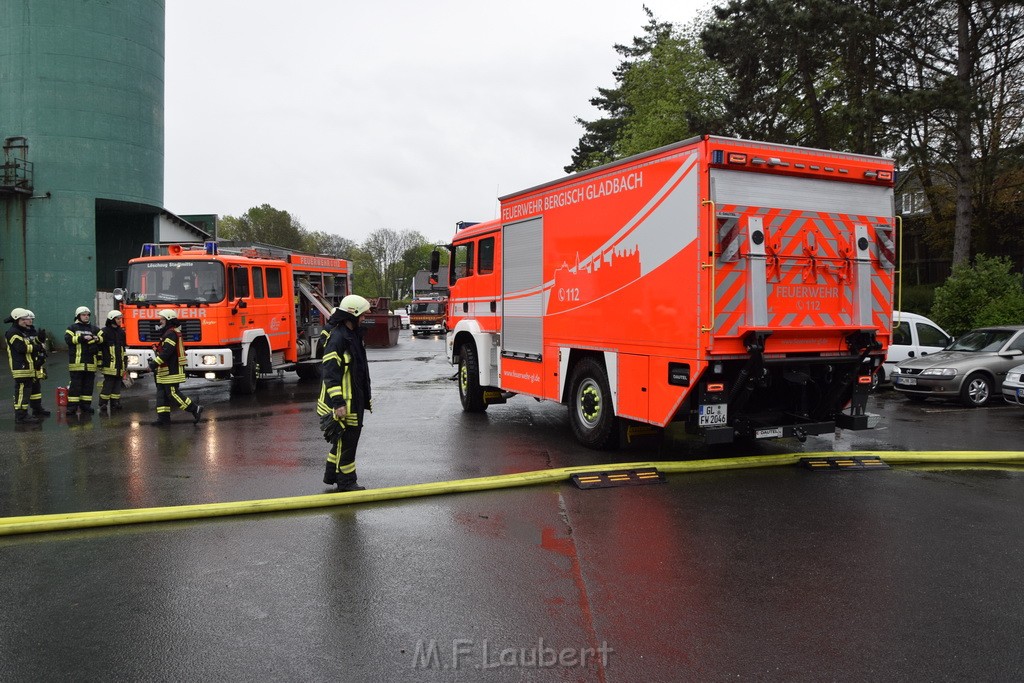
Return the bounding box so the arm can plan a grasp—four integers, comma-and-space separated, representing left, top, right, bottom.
891, 325, 1024, 406
1002, 362, 1024, 406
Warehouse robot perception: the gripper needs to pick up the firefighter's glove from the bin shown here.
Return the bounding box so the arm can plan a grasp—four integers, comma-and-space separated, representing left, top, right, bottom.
147, 359, 158, 373
320, 413, 343, 443
367, 399, 373, 414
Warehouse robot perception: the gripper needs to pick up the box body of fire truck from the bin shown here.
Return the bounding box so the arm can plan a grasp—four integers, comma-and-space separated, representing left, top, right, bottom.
438, 136, 895, 448
116, 241, 351, 394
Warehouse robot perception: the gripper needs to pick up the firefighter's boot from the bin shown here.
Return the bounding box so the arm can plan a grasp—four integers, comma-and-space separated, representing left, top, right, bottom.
150, 413, 171, 427
30, 401, 51, 417
323, 463, 337, 485
336, 474, 365, 492
188, 404, 204, 424
111, 400, 123, 411
98, 400, 109, 413
15, 410, 39, 423
80, 403, 95, 414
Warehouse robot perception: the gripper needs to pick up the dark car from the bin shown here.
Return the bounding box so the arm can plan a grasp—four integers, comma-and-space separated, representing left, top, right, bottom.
891, 325, 1024, 406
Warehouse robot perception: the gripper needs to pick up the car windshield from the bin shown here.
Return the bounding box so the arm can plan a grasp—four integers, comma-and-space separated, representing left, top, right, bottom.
947, 329, 1015, 353
410, 302, 442, 314
125, 261, 226, 304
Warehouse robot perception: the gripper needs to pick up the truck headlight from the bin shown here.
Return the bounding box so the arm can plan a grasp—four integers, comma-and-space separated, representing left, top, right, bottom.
127, 356, 143, 368
202, 354, 219, 366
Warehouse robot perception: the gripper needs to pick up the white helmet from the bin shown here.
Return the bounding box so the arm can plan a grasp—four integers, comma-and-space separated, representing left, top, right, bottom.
107, 310, 124, 321
339, 295, 371, 317
10, 307, 33, 320
157, 309, 178, 321
75, 306, 91, 317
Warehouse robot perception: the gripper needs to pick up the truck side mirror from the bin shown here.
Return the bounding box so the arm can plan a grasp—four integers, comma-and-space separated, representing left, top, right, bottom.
430, 250, 440, 272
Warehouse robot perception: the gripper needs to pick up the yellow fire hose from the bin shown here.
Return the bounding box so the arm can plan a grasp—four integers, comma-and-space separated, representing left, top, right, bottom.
1, 450, 1022, 537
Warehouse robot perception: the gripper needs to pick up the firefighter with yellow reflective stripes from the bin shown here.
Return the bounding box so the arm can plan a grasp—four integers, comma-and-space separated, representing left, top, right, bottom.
98, 310, 128, 412
64, 306, 101, 415
317, 295, 372, 491
147, 309, 203, 427
5, 308, 50, 423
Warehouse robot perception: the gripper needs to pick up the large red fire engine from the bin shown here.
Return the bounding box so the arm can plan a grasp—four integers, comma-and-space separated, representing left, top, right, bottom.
116, 241, 351, 393
433, 136, 896, 448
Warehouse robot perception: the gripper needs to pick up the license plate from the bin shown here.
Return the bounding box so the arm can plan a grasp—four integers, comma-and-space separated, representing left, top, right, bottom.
699, 403, 727, 426
897, 376, 917, 386
755, 427, 784, 439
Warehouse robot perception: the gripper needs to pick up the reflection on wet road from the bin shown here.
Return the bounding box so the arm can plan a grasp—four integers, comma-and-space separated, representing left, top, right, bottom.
2, 331, 1023, 680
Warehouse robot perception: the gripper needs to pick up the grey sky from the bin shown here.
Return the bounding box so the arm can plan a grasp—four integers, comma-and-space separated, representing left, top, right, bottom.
164, 1, 710, 246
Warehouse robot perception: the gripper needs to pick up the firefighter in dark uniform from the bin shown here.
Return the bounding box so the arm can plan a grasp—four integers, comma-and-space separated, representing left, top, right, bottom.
148, 309, 203, 426
318, 295, 372, 492
98, 309, 127, 412
5, 308, 51, 422
65, 305, 101, 414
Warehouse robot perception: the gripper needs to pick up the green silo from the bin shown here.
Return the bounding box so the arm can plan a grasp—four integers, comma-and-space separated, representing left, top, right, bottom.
0, 0, 164, 337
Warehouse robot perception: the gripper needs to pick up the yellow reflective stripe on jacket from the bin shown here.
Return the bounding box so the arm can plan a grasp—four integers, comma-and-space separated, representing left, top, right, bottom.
341, 351, 353, 413
6, 332, 36, 378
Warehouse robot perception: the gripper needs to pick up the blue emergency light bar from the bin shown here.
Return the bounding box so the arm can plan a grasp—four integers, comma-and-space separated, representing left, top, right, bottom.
205, 241, 218, 255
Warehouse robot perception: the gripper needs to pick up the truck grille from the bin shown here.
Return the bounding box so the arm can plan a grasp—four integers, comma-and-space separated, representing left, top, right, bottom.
138, 319, 202, 343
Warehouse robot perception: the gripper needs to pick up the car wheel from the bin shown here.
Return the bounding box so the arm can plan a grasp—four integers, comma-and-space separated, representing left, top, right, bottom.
959, 372, 993, 407
458, 343, 487, 413
568, 357, 619, 450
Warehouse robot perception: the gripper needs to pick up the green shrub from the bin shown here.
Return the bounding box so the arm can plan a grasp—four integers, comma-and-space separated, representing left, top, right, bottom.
931, 254, 1024, 336
894, 284, 936, 316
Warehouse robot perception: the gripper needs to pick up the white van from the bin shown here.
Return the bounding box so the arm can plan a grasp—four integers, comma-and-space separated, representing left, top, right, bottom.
876, 311, 952, 388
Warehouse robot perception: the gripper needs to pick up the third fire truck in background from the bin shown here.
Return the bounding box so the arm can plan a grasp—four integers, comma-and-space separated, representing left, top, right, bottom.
434, 135, 896, 448
116, 241, 351, 393
409, 296, 448, 336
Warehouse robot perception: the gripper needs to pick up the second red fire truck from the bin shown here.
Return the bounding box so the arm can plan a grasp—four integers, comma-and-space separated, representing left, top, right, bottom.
433, 136, 897, 448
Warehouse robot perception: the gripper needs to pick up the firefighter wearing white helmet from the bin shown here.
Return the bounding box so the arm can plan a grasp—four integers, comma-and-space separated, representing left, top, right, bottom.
98, 310, 128, 412
65, 305, 101, 415
147, 308, 203, 426
5, 307, 50, 422
316, 294, 373, 491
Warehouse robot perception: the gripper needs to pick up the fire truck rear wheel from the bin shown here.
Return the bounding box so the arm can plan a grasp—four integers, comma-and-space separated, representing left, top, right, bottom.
295, 363, 320, 381
458, 343, 487, 413
569, 357, 619, 450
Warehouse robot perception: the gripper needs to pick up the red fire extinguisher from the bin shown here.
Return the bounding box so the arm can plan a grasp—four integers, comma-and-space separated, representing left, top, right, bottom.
56, 386, 69, 407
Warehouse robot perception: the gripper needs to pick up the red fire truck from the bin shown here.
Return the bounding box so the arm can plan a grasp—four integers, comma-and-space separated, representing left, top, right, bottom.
409, 296, 448, 336
115, 241, 351, 393
433, 136, 896, 448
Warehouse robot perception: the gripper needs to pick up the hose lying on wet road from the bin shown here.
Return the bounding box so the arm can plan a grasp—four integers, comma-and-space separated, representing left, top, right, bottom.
1, 450, 1023, 537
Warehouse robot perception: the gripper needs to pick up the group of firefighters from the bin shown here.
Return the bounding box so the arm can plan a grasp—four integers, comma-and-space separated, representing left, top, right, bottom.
4, 306, 202, 426
4, 294, 373, 492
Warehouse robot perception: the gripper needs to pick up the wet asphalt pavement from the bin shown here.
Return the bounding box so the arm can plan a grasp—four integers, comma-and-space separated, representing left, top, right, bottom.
2, 332, 1024, 681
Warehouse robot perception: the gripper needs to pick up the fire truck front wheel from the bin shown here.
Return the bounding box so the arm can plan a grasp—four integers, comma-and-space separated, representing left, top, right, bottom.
231, 351, 259, 395
569, 357, 620, 450
458, 343, 487, 413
